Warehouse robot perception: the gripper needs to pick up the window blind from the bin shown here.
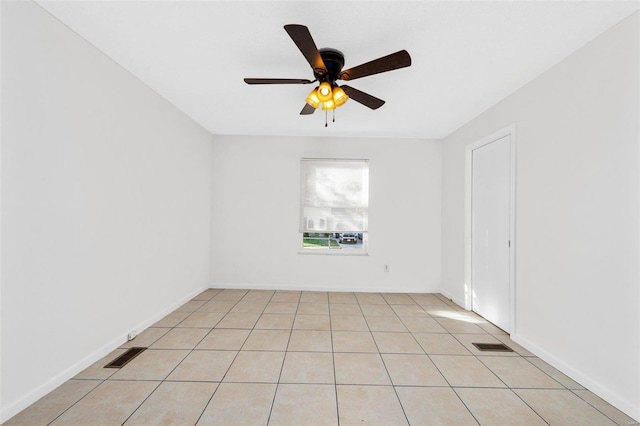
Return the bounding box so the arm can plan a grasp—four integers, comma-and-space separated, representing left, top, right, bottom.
300, 159, 369, 233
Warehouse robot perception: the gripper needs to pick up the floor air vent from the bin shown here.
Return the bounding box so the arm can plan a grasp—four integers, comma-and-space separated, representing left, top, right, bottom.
104, 347, 147, 368
472, 342, 513, 352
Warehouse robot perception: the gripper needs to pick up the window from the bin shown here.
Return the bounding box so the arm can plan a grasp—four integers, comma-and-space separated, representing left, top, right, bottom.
299, 158, 369, 252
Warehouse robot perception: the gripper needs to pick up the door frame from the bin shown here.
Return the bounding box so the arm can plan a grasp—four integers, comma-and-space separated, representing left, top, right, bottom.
464, 123, 517, 333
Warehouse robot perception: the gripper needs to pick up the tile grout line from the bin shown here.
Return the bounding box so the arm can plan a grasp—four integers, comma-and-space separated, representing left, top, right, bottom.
17, 289, 631, 426
446, 317, 553, 425
76, 293, 214, 425
466, 330, 564, 425
360, 295, 411, 425
117, 381, 164, 425
570, 388, 629, 425
139, 288, 225, 426
44, 380, 105, 426
200, 289, 284, 423
87, 289, 227, 426
449, 322, 544, 422
191, 288, 253, 426
404, 295, 484, 425
330, 292, 342, 426
265, 289, 300, 425
410, 295, 483, 426
518, 353, 627, 423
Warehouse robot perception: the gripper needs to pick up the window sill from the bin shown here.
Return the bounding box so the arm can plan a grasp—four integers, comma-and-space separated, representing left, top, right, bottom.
298, 249, 369, 256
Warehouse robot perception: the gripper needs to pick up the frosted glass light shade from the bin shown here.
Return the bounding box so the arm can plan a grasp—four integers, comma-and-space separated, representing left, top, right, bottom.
332, 86, 348, 107
321, 99, 336, 110
317, 82, 333, 102
305, 89, 320, 108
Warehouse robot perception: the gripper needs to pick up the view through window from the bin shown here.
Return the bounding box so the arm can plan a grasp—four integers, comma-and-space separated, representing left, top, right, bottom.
299, 159, 369, 252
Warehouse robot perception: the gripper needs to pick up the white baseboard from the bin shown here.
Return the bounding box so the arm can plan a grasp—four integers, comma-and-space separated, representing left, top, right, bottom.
511, 333, 639, 422
0, 334, 125, 423
125, 285, 209, 342
438, 288, 466, 308
209, 282, 443, 294
19, 284, 637, 424
0, 285, 208, 423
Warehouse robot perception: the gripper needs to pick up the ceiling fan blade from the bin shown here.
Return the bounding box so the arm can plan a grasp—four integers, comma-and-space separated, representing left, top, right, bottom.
244, 78, 314, 85
340, 50, 411, 81
341, 85, 385, 110
300, 103, 316, 115
284, 24, 327, 75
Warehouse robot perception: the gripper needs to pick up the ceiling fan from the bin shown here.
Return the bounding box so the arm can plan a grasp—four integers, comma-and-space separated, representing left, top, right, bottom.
244, 24, 411, 124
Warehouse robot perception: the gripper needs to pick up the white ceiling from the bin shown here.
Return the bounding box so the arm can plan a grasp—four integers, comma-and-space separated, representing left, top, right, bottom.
36, 1, 639, 139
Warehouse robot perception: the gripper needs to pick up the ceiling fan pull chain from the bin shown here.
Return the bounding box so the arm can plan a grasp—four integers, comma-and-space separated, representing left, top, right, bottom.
333, 109, 336, 123
325, 110, 328, 127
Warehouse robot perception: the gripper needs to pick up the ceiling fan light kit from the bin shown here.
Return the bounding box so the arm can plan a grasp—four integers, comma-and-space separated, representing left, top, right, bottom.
244, 24, 411, 127
306, 83, 348, 110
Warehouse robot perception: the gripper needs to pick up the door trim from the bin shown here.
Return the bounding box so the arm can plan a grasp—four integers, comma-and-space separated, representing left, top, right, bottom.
464, 124, 517, 333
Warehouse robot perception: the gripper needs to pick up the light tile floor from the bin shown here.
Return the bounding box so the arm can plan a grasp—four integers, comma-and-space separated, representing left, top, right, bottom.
4, 289, 638, 425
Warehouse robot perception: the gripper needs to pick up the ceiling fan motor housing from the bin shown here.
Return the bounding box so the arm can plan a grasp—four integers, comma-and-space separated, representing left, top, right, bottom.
316, 48, 345, 84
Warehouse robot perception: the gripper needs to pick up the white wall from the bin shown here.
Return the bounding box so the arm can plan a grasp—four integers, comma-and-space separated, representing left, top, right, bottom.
3, 0, 637, 421
0, 2, 213, 420
441, 13, 639, 420
210, 135, 441, 293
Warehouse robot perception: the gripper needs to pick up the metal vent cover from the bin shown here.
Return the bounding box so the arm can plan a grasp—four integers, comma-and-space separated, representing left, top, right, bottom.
104, 347, 147, 368
472, 342, 513, 352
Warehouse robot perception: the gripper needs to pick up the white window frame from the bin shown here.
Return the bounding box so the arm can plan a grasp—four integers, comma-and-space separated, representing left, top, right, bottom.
298, 158, 369, 256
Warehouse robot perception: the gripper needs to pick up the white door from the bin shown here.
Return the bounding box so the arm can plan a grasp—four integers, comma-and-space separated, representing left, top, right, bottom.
471, 134, 512, 332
